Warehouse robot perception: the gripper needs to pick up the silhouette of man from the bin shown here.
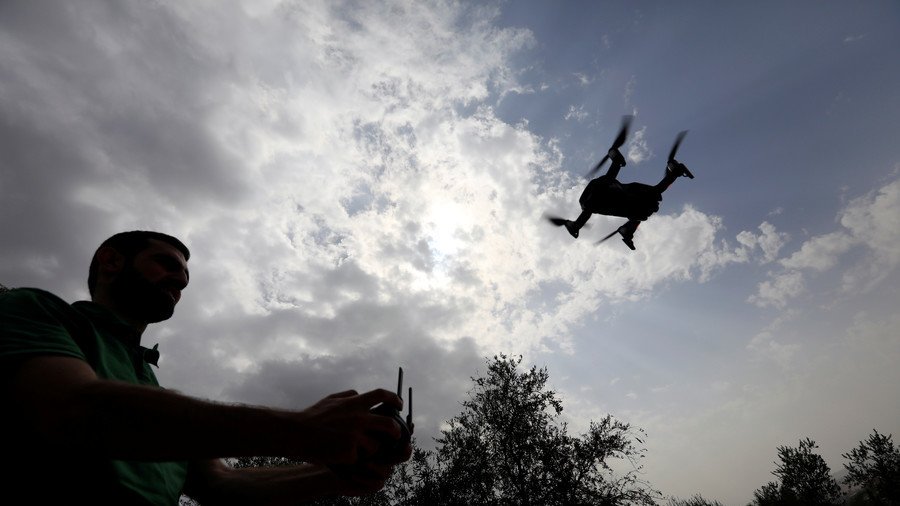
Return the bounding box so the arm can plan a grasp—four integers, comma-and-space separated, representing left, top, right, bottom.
0, 231, 410, 504
563, 147, 692, 250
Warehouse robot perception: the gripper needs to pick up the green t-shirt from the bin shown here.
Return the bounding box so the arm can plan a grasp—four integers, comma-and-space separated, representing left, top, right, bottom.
0, 288, 189, 505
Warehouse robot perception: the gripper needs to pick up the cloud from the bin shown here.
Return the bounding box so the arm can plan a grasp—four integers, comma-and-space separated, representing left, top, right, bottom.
624, 75, 637, 104
573, 72, 593, 86
749, 177, 900, 308
746, 321, 801, 366
626, 125, 652, 163
564, 104, 588, 122
694, 220, 790, 281
748, 270, 804, 309
838, 178, 900, 291
780, 231, 855, 271
739, 222, 790, 263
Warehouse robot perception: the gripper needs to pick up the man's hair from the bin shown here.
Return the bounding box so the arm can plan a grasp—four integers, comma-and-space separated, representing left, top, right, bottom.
87, 231, 190, 296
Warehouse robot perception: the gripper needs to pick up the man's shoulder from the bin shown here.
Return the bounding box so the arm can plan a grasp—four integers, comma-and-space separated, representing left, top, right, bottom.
0, 287, 91, 367
0, 287, 73, 313
0, 287, 84, 331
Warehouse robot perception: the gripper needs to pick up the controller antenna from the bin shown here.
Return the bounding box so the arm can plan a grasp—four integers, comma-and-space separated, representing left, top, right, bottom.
407, 386, 414, 433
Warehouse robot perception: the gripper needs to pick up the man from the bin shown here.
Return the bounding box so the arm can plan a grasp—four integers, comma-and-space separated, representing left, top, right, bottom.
0, 231, 410, 504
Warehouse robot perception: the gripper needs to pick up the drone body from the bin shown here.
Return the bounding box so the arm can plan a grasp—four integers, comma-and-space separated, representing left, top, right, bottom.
546, 116, 695, 250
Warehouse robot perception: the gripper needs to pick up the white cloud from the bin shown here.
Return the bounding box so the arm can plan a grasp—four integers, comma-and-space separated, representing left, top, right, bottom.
750, 177, 900, 308
736, 221, 790, 264
746, 321, 800, 367
564, 104, 588, 122
838, 178, 900, 291
624, 75, 637, 104
573, 72, 593, 86
780, 231, 854, 271
626, 125, 652, 163
694, 220, 790, 281
748, 270, 804, 309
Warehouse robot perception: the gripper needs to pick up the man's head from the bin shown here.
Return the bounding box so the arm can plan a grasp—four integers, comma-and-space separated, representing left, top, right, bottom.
88, 231, 190, 324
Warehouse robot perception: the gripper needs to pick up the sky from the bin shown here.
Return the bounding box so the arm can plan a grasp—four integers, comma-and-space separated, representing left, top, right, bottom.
1, 1, 899, 503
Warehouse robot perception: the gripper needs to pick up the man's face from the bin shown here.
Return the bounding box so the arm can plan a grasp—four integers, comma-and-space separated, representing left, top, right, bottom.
109, 240, 189, 323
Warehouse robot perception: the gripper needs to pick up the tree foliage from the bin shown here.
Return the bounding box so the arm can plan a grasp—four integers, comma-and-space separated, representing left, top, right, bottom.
425, 354, 660, 505
749, 438, 841, 506
750, 482, 784, 506
842, 429, 900, 505
667, 493, 725, 506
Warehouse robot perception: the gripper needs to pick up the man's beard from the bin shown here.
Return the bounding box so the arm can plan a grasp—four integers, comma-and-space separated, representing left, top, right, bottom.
109, 263, 177, 323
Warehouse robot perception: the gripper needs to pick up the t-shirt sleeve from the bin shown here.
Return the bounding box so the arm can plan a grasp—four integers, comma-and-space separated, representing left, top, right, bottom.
0, 288, 88, 367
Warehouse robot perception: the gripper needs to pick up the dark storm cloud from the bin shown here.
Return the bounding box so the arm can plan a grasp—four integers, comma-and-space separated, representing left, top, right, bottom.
225, 334, 482, 449
153, 258, 484, 448
0, 1, 251, 294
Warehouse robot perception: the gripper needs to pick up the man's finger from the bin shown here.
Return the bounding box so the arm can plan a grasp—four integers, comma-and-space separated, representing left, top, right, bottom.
364, 413, 402, 439
354, 388, 402, 409
326, 389, 358, 399
356, 433, 379, 458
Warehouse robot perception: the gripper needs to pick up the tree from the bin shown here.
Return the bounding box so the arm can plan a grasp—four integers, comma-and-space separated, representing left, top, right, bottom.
667, 493, 725, 506
428, 354, 660, 505
749, 482, 792, 506
749, 438, 841, 506
843, 429, 900, 505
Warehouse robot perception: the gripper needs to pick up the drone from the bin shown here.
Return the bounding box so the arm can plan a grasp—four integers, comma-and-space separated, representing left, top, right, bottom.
546, 115, 694, 250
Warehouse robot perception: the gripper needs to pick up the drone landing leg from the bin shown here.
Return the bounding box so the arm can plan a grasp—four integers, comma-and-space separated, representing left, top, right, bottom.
620, 220, 640, 250
564, 210, 591, 239
623, 220, 640, 236
574, 210, 591, 229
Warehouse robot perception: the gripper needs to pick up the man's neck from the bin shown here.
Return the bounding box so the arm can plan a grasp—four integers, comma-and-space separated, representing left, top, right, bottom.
90, 294, 149, 338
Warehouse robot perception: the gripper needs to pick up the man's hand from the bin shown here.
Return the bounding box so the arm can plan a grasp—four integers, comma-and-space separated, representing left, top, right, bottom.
329, 441, 413, 496
294, 389, 404, 465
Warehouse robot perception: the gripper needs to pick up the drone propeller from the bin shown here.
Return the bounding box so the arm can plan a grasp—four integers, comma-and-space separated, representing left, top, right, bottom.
668, 130, 688, 162
595, 227, 620, 245
544, 214, 589, 229
586, 115, 633, 178
545, 215, 569, 227
666, 130, 694, 179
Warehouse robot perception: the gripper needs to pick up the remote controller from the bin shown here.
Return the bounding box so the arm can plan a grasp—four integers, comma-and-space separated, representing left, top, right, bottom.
370, 367, 414, 463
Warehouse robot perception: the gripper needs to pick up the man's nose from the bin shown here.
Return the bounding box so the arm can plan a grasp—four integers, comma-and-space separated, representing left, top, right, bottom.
170, 270, 189, 289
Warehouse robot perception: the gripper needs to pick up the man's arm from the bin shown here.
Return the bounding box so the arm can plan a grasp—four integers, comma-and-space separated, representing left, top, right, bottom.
8, 355, 403, 464
182, 452, 410, 506
183, 459, 338, 505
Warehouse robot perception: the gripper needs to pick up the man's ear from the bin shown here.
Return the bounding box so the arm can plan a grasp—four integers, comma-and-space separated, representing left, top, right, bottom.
96, 246, 126, 275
